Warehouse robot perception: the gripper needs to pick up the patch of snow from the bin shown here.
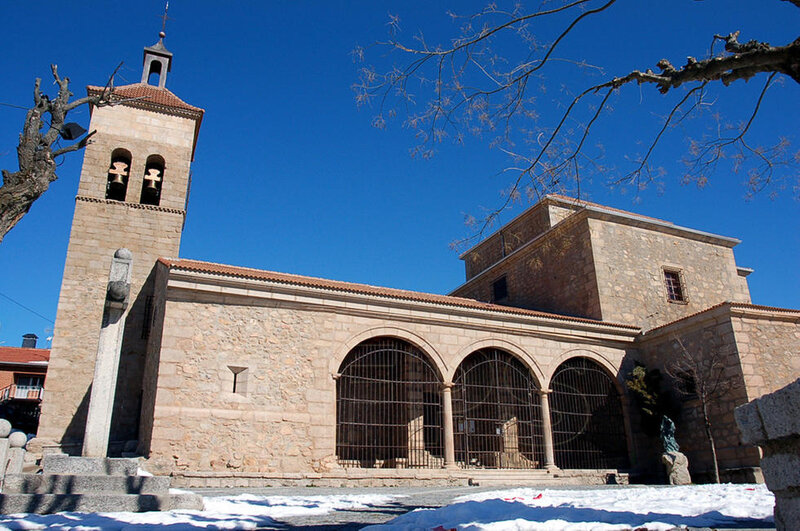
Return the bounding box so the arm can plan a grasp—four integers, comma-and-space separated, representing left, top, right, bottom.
366, 484, 774, 530
0, 484, 773, 530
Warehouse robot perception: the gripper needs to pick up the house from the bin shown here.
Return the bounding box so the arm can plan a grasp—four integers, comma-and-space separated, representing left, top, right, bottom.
33, 32, 800, 487
0, 335, 49, 434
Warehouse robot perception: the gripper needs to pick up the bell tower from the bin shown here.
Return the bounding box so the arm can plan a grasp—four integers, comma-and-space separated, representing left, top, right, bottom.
37, 32, 203, 453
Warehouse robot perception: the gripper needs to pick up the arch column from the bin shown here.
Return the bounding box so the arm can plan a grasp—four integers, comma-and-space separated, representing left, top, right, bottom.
539, 389, 558, 470
441, 382, 457, 469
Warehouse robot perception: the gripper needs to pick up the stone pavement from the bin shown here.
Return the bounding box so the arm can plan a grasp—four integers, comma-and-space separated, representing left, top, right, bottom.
194, 485, 777, 530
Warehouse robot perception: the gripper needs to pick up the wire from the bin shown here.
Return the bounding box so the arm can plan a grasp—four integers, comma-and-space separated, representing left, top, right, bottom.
0, 102, 29, 110
0, 291, 54, 324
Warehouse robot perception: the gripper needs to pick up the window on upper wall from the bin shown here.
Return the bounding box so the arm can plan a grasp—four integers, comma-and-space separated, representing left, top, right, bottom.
492, 275, 508, 303
140, 154, 165, 206
106, 148, 132, 201
663, 269, 687, 303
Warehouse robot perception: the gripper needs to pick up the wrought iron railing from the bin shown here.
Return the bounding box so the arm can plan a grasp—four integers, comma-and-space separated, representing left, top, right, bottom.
0, 384, 44, 401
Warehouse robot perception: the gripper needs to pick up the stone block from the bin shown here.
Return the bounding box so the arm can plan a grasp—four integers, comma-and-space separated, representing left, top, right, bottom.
775, 494, 800, 531
735, 396, 767, 446
6, 449, 25, 475
0, 492, 203, 514
42, 455, 139, 476
756, 379, 800, 441
2, 474, 170, 495
760, 452, 800, 492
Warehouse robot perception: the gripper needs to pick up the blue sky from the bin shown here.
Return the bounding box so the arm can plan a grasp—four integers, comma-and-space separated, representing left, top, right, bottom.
0, 1, 798, 347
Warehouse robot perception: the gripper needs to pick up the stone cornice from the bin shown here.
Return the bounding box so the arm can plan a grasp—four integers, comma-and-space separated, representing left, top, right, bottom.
638, 301, 800, 343
76, 195, 186, 217
161, 266, 641, 346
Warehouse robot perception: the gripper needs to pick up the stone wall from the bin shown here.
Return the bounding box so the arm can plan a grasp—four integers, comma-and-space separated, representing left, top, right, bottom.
37, 101, 197, 452
590, 217, 750, 331
140, 266, 640, 476
462, 202, 553, 280
735, 379, 800, 530
453, 213, 602, 320
637, 309, 764, 479
731, 312, 800, 400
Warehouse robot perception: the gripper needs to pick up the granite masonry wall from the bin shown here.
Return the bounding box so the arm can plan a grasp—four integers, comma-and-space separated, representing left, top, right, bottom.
453, 213, 602, 320
731, 312, 800, 400
139, 266, 641, 477
589, 217, 750, 331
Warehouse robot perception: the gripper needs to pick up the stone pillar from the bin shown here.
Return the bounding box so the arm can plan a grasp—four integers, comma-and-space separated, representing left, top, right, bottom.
441, 382, 457, 469
82, 249, 133, 457
735, 378, 800, 531
539, 390, 557, 470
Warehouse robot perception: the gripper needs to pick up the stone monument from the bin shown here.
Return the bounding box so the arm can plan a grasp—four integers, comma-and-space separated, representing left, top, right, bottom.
735, 378, 800, 531
660, 416, 691, 485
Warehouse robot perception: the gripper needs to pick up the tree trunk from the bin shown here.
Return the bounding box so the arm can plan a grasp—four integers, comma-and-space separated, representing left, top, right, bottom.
701, 399, 721, 483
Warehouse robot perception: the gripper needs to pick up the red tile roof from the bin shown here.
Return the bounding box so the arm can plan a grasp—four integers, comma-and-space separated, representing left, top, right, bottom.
87, 83, 203, 113
0, 347, 50, 365
160, 258, 639, 330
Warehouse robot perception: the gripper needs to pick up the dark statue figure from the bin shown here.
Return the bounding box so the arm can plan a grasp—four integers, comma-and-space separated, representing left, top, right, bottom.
660, 415, 680, 454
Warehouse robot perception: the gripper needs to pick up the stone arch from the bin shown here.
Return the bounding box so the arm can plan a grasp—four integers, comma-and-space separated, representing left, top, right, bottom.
140, 154, 165, 206
544, 348, 621, 391
548, 355, 630, 469
449, 337, 544, 387
330, 326, 446, 381
105, 148, 132, 202
335, 336, 444, 469
451, 346, 545, 469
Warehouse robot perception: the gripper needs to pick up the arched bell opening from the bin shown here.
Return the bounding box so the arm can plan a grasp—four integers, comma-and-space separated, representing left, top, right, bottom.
105, 148, 132, 202
335, 337, 444, 469
140, 154, 165, 206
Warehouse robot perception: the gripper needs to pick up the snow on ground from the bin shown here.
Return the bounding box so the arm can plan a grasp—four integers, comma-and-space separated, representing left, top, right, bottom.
0, 493, 400, 530
0, 484, 774, 530
367, 484, 775, 530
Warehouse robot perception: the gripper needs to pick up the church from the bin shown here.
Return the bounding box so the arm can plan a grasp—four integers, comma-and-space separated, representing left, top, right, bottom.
34, 33, 800, 487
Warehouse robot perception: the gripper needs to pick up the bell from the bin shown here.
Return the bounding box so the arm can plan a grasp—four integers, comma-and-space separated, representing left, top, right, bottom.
109, 174, 125, 186
146, 179, 158, 190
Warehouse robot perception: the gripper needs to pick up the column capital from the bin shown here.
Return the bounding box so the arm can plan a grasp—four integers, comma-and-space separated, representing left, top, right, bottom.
441, 382, 455, 390
538, 389, 553, 396
331, 372, 342, 381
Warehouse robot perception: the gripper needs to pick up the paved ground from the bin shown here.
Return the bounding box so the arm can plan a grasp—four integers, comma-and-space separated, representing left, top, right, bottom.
193, 485, 777, 530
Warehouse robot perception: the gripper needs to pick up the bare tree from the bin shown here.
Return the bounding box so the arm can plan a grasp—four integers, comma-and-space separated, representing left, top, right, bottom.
354, 0, 800, 244
0, 66, 116, 244
665, 336, 733, 484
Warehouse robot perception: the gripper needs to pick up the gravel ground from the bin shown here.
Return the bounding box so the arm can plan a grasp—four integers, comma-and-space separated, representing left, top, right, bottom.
193, 485, 776, 530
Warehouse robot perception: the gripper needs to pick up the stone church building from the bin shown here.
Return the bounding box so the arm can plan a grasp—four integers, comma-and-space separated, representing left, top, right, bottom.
35, 35, 800, 487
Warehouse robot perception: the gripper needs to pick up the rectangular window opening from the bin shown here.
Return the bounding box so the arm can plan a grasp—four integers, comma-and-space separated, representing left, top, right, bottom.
492, 276, 508, 303
663, 269, 686, 303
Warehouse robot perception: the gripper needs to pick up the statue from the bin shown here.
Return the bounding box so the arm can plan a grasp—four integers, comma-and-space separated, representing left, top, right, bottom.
660, 415, 691, 485
660, 415, 680, 454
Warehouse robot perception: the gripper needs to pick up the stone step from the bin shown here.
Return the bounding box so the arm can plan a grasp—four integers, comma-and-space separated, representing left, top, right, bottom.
2, 474, 170, 495
42, 455, 139, 476
0, 492, 204, 514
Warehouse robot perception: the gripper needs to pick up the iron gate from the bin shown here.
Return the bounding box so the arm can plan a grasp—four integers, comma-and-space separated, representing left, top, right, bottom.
453, 348, 544, 469
335, 338, 444, 468
549, 357, 629, 469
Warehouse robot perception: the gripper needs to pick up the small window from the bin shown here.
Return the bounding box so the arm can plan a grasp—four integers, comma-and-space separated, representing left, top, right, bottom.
106, 148, 131, 201
663, 269, 686, 303
492, 276, 508, 302
228, 366, 248, 395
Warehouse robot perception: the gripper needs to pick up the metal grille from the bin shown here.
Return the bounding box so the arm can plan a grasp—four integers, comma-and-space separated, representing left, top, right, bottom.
550, 357, 630, 469
336, 338, 444, 468
453, 349, 544, 469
